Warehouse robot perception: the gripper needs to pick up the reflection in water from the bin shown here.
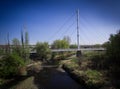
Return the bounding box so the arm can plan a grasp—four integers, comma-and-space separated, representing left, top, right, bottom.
34, 67, 86, 89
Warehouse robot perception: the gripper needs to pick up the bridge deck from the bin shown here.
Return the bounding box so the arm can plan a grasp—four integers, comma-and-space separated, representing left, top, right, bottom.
51, 48, 105, 52
30, 48, 105, 53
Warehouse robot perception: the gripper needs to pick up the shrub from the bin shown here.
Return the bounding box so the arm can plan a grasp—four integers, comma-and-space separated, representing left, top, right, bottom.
35, 42, 51, 61
105, 31, 120, 78
106, 31, 120, 60
85, 69, 105, 88
83, 51, 106, 70
89, 53, 106, 70
0, 53, 25, 78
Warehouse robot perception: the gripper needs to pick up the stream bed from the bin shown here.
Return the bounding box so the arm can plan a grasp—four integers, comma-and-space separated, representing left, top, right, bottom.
33, 67, 87, 89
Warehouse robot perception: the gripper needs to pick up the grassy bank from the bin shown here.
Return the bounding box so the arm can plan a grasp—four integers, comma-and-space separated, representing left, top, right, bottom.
60, 51, 115, 89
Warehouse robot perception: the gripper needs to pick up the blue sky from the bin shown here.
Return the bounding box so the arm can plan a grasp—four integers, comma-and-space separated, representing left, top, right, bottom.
0, 0, 120, 45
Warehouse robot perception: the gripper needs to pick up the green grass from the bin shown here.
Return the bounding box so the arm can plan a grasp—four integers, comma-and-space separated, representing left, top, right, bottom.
62, 58, 79, 69
83, 51, 105, 58
70, 58, 79, 64
85, 69, 104, 86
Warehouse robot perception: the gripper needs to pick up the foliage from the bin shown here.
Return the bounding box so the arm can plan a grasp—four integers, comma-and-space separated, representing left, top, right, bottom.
62, 58, 105, 88
70, 44, 77, 48
20, 31, 30, 62
85, 70, 102, 80
0, 48, 4, 55
0, 53, 25, 78
12, 38, 22, 56
70, 58, 79, 64
25, 31, 29, 45
85, 69, 104, 87
83, 51, 106, 70
51, 51, 75, 60
35, 42, 51, 60
52, 38, 70, 49
105, 31, 120, 80
63, 58, 79, 69
91, 55, 107, 70
12, 31, 30, 62
93, 44, 101, 48
80, 53, 106, 75
106, 31, 120, 60
12, 38, 21, 46
63, 36, 71, 44
102, 42, 109, 48
24, 31, 30, 62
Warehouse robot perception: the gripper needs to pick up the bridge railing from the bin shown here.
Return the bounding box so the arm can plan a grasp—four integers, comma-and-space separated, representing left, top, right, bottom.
51, 48, 106, 52
30, 48, 106, 53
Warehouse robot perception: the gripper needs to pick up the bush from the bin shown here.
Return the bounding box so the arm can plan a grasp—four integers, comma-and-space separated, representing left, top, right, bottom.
89, 54, 107, 70
106, 31, 120, 60
0, 49, 4, 56
82, 51, 107, 70
0, 53, 25, 78
85, 69, 105, 88
35, 42, 51, 61
105, 31, 120, 78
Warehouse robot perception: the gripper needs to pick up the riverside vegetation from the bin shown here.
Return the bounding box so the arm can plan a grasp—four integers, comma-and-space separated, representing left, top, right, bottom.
0, 34, 71, 88
0, 31, 30, 87
61, 31, 120, 89
0, 31, 120, 89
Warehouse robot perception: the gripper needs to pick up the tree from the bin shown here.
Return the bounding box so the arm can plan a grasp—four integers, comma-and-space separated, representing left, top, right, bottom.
105, 31, 120, 78
70, 44, 77, 48
93, 44, 101, 48
35, 42, 51, 61
24, 31, 30, 61
12, 38, 21, 56
20, 30, 30, 62
6, 32, 10, 53
106, 31, 120, 60
21, 30, 24, 49
25, 31, 29, 45
63, 36, 71, 44
0, 53, 25, 78
51, 38, 70, 60
12, 38, 20, 46
52, 38, 70, 49
102, 42, 109, 48
0, 48, 4, 56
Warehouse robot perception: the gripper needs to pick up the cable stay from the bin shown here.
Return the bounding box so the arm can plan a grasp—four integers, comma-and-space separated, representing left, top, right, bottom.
80, 14, 106, 44
48, 13, 75, 42
59, 20, 76, 39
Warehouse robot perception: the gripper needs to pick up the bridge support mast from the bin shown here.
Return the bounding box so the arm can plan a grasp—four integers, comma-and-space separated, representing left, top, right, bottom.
76, 9, 81, 57
77, 9, 80, 50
